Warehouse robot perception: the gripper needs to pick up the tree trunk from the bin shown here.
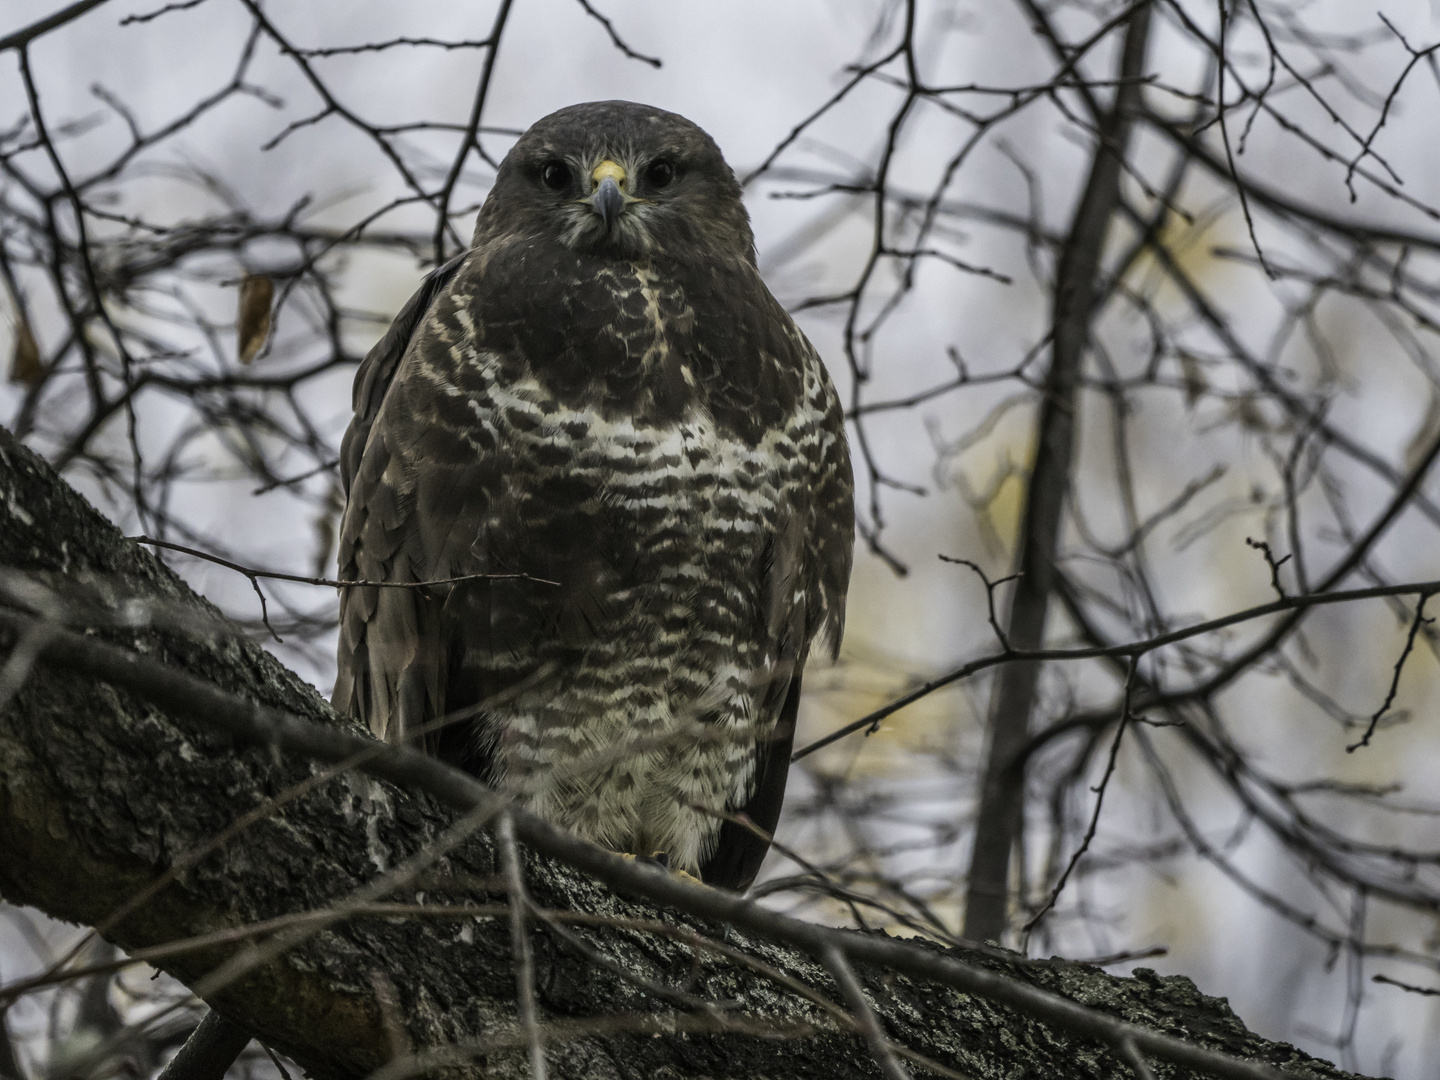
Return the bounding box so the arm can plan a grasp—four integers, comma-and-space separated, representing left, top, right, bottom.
0, 423, 1362, 1079
964, 1, 1154, 944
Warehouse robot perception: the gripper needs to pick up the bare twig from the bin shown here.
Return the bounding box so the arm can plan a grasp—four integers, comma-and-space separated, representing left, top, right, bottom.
572, 0, 660, 68
133, 536, 558, 590
154, 1010, 250, 1080
795, 575, 1440, 761
1244, 537, 1291, 600
938, 555, 1019, 652
1372, 973, 1440, 996
0, 0, 113, 52
1023, 657, 1136, 934
822, 946, 913, 1080
1347, 592, 1434, 752
497, 813, 546, 1080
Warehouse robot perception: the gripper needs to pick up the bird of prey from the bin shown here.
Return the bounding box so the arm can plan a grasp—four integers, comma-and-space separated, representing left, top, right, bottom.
333, 101, 853, 890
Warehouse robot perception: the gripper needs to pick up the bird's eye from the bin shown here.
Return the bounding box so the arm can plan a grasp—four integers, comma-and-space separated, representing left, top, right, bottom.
541, 162, 570, 190
646, 160, 676, 189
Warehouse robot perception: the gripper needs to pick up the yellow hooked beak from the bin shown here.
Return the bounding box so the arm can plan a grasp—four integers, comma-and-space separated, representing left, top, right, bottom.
590, 159, 628, 231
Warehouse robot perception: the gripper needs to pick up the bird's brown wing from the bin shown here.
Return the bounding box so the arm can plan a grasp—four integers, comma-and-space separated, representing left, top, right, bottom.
699, 323, 855, 892
331, 253, 468, 742
339, 252, 468, 500
699, 675, 803, 890
334, 251, 614, 767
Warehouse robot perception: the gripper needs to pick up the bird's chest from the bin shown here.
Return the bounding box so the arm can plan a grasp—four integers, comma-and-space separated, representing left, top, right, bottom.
477, 372, 795, 574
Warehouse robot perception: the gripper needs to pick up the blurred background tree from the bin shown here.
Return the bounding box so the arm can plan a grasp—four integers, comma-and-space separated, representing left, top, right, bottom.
6, 0, 1440, 1075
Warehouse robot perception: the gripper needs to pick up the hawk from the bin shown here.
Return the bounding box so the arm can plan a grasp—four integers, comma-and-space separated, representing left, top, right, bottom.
333, 101, 853, 890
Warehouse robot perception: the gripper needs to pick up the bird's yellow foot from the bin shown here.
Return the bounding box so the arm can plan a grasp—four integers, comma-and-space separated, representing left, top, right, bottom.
614, 850, 703, 885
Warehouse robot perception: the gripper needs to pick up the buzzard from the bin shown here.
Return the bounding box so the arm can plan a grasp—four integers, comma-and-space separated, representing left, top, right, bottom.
333, 101, 853, 889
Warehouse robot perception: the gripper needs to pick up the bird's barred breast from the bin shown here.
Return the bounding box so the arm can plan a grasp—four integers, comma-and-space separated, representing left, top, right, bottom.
411, 332, 836, 871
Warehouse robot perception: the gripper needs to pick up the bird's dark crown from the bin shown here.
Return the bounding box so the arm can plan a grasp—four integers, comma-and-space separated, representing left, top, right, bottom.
472, 101, 756, 264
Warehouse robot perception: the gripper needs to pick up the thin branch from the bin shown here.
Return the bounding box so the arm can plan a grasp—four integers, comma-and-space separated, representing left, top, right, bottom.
572, 0, 660, 68
132, 536, 559, 589
295, 37, 494, 58
431, 0, 516, 261
1373, 973, 1440, 996
0, 0, 112, 52
1215, 0, 1274, 277
154, 1010, 250, 1080
822, 946, 913, 1080
1347, 592, 1434, 752
497, 813, 546, 1080
1117, 1036, 1158, 1080
1023, 657, 1136, 934
1244, 536, 1291, 600
794, 576, 1440, 761
938, 555, 1019, 651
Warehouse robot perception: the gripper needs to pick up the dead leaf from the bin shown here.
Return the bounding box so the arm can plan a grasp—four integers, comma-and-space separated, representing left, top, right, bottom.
1178, 351, 1207, 408
1230, 394, 1268, 432
8, 316, 41, 386
237, 273, 274, 365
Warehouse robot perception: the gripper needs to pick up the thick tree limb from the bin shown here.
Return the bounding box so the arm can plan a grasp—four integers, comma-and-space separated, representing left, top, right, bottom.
0, 424, 1365, 1079
964, 0, 1154, 942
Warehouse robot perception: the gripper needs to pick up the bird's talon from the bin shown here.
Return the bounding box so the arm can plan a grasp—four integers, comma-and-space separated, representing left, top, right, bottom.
611, 850, 702, 884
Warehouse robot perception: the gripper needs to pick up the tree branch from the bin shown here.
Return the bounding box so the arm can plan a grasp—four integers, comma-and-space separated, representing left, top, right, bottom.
0, 0, 112, 53
963, 1, 1154, 943
155, 1010, 251, 1080
0, 425, 1366, 1078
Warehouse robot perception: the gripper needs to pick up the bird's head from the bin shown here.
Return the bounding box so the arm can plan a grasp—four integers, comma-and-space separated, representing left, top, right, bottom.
473, 101, 756, 264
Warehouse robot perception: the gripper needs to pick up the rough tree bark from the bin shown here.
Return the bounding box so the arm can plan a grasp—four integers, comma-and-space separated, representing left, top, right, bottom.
0, 423, 1364, 1079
